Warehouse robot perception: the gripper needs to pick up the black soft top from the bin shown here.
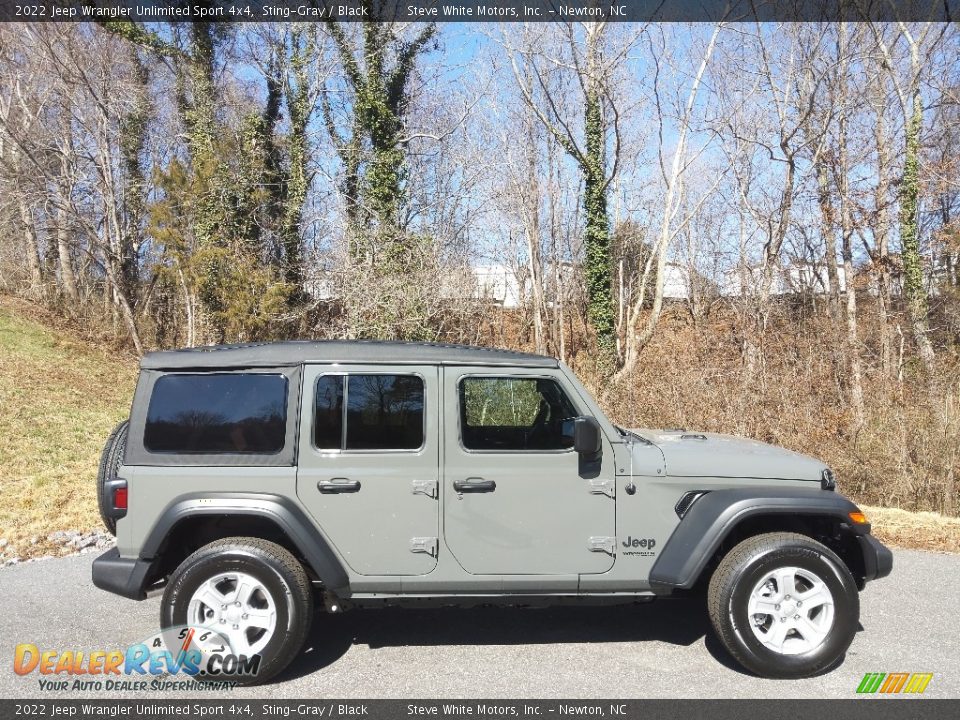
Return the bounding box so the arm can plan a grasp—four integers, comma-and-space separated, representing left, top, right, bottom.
140, 340, 559, 370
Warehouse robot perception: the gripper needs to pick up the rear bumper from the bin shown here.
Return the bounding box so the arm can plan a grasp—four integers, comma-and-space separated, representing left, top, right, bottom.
91, 548, 154, 600
859, 533, 893, 583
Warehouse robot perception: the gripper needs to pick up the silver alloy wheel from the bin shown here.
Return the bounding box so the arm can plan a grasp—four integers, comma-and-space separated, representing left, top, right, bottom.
187, 571, 278, 656
746, 565, 835, 655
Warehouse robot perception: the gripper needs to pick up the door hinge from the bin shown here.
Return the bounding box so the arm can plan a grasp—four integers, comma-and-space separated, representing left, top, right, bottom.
409, 537, 439, 557
588, 477, 616, 498
411, 478, 438, 499
588, 536, 616, 556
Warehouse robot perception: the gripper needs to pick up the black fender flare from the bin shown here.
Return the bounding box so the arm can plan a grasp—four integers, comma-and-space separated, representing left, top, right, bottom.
141, 492, 350, 595
648, 487, 870, 593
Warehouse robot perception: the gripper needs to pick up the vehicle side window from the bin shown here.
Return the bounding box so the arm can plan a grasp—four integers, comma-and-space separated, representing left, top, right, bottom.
314, 374, 424, 451
144, 373, 287, 454
313, 375, 344, 450
459, 377, 578, 451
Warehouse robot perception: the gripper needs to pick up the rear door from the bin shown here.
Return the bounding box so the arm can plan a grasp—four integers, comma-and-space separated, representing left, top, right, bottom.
442, 367, 616, 576
296, 365, 440, 575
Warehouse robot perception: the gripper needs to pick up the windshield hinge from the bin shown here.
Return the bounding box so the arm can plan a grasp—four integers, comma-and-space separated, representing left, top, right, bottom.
588, 477, 615, 498
588, 536, 616, 556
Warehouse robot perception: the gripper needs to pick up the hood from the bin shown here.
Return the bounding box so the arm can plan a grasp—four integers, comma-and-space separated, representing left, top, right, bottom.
630, 429, 827, 481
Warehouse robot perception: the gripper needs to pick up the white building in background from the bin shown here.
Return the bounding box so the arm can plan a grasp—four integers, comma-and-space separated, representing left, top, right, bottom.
464, 261, 705, 306
715, 263, 849, 298
662, 263, 694, 299
304, 259, 921, 307
468, 262, 578, 308
472, 263, 524, 308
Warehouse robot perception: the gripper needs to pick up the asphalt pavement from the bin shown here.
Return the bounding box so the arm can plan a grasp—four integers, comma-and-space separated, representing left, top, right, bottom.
0, 549, 957, 699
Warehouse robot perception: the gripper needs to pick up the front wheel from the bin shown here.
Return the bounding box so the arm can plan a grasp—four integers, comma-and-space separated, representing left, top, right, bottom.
161, 537, 313, 684
707, 532, 859, 678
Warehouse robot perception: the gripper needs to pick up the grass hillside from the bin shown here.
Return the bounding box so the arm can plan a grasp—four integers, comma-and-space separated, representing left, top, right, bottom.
0, 297, 136, 559
0, 296, 956, 560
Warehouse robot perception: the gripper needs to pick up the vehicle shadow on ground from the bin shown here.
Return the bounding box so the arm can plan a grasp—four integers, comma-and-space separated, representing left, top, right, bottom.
277, 599, 746, 682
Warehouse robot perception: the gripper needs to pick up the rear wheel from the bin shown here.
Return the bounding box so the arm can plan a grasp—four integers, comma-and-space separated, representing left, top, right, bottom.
161, 537, 313, 684
707, 532, 859, 678
96, 421, 128, 536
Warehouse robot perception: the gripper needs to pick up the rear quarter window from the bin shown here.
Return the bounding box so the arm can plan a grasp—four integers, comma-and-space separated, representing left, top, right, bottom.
144, 373, 288, 454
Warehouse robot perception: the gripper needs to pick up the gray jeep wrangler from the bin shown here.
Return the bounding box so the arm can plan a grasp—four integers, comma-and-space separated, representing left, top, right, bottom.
92, 341, 891, 682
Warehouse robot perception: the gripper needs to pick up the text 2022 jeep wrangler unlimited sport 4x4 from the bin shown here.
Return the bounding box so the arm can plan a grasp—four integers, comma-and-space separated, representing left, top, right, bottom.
92, 341, 892, 683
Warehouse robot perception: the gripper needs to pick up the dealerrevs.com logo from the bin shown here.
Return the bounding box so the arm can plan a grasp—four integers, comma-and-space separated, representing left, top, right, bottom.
13, 626, 259, 691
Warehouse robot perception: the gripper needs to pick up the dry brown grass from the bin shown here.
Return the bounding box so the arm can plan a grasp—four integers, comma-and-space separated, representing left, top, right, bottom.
0, 296, 137, 560
863, 506, 960, 553
594, 305, 960, 518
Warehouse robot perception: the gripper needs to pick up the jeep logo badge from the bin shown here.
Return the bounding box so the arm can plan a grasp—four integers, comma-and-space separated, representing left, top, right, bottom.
622, 536, 656, 550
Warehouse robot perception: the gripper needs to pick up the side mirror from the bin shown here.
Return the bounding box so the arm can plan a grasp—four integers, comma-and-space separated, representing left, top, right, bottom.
573, 416, 603, 456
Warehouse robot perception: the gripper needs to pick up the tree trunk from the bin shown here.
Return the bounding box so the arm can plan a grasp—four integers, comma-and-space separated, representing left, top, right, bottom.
741, 150, 797, 357
872, 72, 893, 379
55, 108, 80, 303
525, 235, 546, 354
118, 44, 150, 308
524, 108, 546, 355
102, 251, 144, 355
55, 205, 79, 303
814, 160, 840, 315
871, 21, 940, 393
281, 26, 311, 292
581, 62, 616, 370
548, 138, 564, 362
17, 197, 44, 298
177, 264, 196, 348
836, 23, 865, 433
900, 87, 938, 388
555, 258, 566, 364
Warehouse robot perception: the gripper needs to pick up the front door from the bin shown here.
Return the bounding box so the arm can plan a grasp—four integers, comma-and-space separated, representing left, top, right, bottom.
442, 367, 616, 576
296, 365, 440, 575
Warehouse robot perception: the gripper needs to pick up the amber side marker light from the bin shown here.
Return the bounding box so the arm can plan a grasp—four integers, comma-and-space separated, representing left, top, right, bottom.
848, 511, 869, 525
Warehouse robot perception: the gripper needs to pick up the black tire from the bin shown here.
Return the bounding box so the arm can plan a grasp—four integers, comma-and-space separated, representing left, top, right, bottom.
96, 420, 128, 536
707, 532, 859, 679
161, 537, 313, 685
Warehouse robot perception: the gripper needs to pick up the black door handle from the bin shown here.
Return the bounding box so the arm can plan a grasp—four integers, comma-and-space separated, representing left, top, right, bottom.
453, 478, 496, 493
318, 479, 361, 494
